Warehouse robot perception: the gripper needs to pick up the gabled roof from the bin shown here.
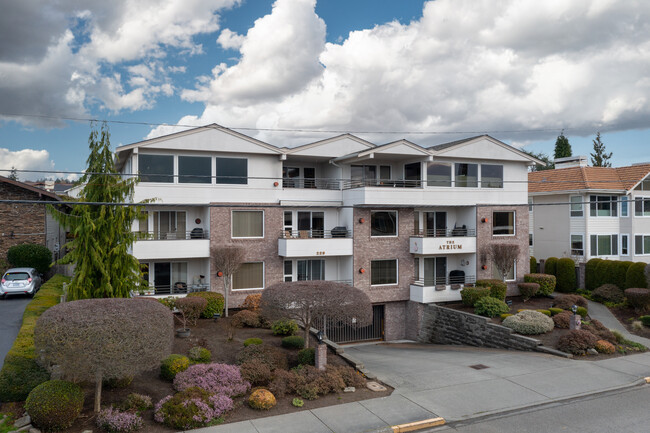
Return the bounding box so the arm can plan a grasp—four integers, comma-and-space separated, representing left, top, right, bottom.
284, 134, 375, 154
528, 164, 650, 193
0, 175, 62, 201
356, 139, 430, 157
430, 135, 545, 165
428, 135, 486, 151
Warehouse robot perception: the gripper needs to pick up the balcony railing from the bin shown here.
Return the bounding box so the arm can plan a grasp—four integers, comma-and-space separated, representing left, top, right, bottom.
138, 230, 209, 240
138, 283, 210, 296
280, 229, 351, 239
412, 275, 476, 286
341, 179, 423, 189
283, 178, 341, 190
279, 176, 503, 190
412, 227, 476, 237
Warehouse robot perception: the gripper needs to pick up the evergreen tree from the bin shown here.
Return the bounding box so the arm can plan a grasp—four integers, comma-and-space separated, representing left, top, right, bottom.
522, 150, 554, 171
590, 132, 612, 167
8, 166, 18, 181
553, 131, 572, 159
49, 123, 148, 300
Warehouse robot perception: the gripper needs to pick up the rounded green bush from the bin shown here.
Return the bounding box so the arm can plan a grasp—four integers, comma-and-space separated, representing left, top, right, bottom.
244, 338, 263, 347
475, 279, 507, 301
502, 310, 554, 335
626, 263, 648, 289
544, 257, 558, 276
536, 309, 551, 317
271, 319, 298, 336
281, 335, 305, 349
555, 258, 576, 293
592, 284, 625, 304
530, 256, 537, 273
585, 258, 603, 291
639, 315, 650, 327
624, 288, 650, 312
187, 292, 224, 319
460, 287, 491, 306
613, 262, 633, 290
553, 294, 588, 310
474, 297, 510, 318
518, 282, 539, 301
576, 306, 588, 317
500, 313, 512, 320
25, 380, 84, 432
297, 348, 315, 366
160, 354, 190, 381
548, 307, 564, 316
7, 243, 52, 275
595, 260, 615, 288
523, 274, 556, 296
188, 346, 212, 363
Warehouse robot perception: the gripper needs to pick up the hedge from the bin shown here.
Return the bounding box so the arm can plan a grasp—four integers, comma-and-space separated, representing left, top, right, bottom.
529, 256, 537, 273
0, 274, 68, 402
544, 257, 558, 276
523, 273, 556, 297
595, 260, 615, 288
7, 243, 52, 275
613, 261, 633, 290
555, 258, 576, 293
626, 262, 648, 289
475, 279, 507, 301
585, 258, 603, 291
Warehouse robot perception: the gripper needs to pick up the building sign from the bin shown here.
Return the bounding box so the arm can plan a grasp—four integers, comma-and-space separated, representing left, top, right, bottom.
439, 240, 463, 251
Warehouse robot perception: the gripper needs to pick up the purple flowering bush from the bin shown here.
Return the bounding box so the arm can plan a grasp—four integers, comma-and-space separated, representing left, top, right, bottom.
173, 363, 250, 397
153, 387, 233, 429
96, 407, 144, 433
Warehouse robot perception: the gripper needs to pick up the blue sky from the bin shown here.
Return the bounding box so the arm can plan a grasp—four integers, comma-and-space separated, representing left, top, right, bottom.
1, 0, 649, 180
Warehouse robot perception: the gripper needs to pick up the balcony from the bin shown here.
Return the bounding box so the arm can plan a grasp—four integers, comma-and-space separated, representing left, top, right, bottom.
278, 229, 353, 257
410, 228, 476, 255
410, 275, 476, 303
135, 283, 210, 297
133, 230, 210, 260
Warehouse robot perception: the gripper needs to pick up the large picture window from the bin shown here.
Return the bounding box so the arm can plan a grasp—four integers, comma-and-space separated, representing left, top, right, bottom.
371, 259, 398, 285
589, 195, 618, 217
426, 162, 452, 187
635, 198, 650, 216
139, 154, 173, 183
481, 164, 503, 188
635, 235, 650, 255
233, 262, 264, 290
590, 234, 618, 256
404, 162, 422, 187
232, 210, 263, 238
216, 157, 247, 184
455, 163, 478, 187
371, 211, 398, 236
493, 211, 515, 235
179, 156, 211, 184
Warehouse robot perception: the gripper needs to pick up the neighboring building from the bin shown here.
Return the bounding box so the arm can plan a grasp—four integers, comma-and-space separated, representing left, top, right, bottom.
115, 125, 539, 341
529, 156, 650, 263
0, 175, 66, 264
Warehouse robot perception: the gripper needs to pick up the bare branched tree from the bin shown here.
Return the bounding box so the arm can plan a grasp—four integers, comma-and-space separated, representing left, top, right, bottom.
212, 243, 245, 317
485, 242, 521, 282
34, 298, 173, 412
261, 281, 373, 348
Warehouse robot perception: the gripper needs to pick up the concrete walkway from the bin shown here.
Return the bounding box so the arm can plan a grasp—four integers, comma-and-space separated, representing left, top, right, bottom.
189, 302, 650, 433
586, 299, 650, 347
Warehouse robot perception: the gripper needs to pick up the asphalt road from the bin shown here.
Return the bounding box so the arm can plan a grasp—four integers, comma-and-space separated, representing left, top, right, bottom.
0, 295, 31, 368
433, 386, 650, 433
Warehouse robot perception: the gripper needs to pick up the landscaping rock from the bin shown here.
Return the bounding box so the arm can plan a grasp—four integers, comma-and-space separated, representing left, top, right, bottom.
13, 415, 31, 428
13, 425, 32, 432
587, 348, 599, 355
344, 386, 356, 393
366, 381, 387, 392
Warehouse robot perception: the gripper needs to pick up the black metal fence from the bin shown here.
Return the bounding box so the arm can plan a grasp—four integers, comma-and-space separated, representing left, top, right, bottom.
314, 305, 385, 344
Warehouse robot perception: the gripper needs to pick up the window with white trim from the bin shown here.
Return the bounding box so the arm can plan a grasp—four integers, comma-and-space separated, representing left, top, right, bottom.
529, 233, 533, 247
481, 164, 503, 188
492, 261, 515, 281
571, 234, 584, 256
635, 235, 650, 255
232, 262, 264, 290
493, 211, 515, 235
621, 196, 629, 217
590, 234, 618, 256
570, 196, 583, 217
139, 154, 173, 183
635, 198, 650, 216
216, 157, 247, 184
371, 259, 398, 285
589, 195, 617, 217
284, 261, 292, 282
232, 210, 264, 238
371, 211, 398, 237
634, 178, 650, 190
621, 234, 629, 256
179, 156, 211, 184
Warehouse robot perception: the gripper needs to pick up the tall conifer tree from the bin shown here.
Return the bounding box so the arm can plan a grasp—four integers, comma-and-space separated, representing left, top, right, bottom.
553, 131, 572, 159
590, 132, 612, 167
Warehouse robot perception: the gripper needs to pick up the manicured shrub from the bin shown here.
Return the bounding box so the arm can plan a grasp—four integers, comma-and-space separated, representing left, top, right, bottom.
460, 287, 491, 306
500, 313, 512, 320
154, 387, 233, 429
518, 282, 539, 301
232, 310, 262, 328
158, 296, 176, 310
548, 307, 564, 316
502, 310, 554, 335
175, 297, 207, 327
334, 365, 367, 388
613, 262, 634, 291
475, 279, 507, 301
120, 393, 153, 413
646, 264, 650, 289
173, 363, 250, 397
271, 319, 299, 336
639, 315, 650, 327
530, 256, 537, 273
248, 389, 277, 410
474, 297, 510, 317
160, 355, 190, 381
244, 338, 263, 347
555, 258, 577, 293
96, 407, 144, 433
595, 340, 616, 354
625, 262, 648, 289
292, 365, 347, 400
553, 294, 588, 310
242, 293, 262, 311
582, 319, 617, 344
282, 335, 306, 349
7, 243, 52, 275
297, 348, 316, 366
624, 288, 650, 312
553, 311, 572, 328
523, 274, 556, 296
268, 369, 295, 398
544, 257, 558, 276
239, 360, 273, 387
536, 309, 551, 316
594, 260, 616, 288
237, 344, 289, 371
585, 258, 603, 291
576, 306, 588, 317
592, 284, 625, 304
292, 398, 304, 407
188, 346, 212, 363
187, 291, 224, 318
557, 330, 598, 355
25, 380, 84, 432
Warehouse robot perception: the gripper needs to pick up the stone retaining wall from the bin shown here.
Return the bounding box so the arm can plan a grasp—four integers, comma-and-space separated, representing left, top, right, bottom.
418, 304, 541, 351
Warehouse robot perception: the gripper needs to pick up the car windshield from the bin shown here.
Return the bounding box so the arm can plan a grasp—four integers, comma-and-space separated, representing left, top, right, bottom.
3, 272, 30, 281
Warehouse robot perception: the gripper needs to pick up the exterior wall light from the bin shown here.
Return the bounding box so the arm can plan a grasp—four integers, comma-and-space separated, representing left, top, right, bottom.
358, 218, 365, 223
217, 271, 223, 277
481, 217, 489, 223
273, 181, 279, 187
481, 265, 488, 270
359, 268, 366, 274
195, 218, 201, 224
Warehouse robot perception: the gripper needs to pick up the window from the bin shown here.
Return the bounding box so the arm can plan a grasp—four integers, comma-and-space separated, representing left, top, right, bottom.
635, 198, 650, 216
216, 157, 247, 184
297, 259, 325, 281
153, 211, 186, 239
371, 259, 398, 285
379, 165, 391, 182
284, 211, 292, 233
570, 196, 583, 217
529, 233, 534, 247
454, 163, 478, 187
635, 235, 650, 255
528, 198, 533, 212
232, 210, 263, 238
232, 262, 264, 290
621, 196, 628, 217
283, 167, 299, 188
414, 258, 420, 281
404, 162, 422, 187
139, 154, 173, 183
571, 234, 584, 256
426, 162, 452, 187
634, 178, 650, 191
590, 234, 618, 256
493, 211, 515, 235
492, 261, 515, 281
589, 195, 617, 217
350, 165, 391, 186
178, 156, 211, 184
621, 234, 629, 255
284, 261, 292, 282
371, 211, 398, 236
481, 164, 503, 188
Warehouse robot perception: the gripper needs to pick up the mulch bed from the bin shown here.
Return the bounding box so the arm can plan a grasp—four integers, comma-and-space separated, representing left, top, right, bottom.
63, 314, 392, 432
609, 306, 650, 339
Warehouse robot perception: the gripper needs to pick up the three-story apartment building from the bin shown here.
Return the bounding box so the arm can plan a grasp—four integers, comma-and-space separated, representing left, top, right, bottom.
115, 125, 539, 341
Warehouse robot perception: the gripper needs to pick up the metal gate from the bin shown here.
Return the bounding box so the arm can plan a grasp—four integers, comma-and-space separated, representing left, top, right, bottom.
316, 305, 385, 344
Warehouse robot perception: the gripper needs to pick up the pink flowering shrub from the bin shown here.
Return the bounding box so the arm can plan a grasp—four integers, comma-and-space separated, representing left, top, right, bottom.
173, 363, 250, 397
153, 387, 233, 429
96, 407, 144, 433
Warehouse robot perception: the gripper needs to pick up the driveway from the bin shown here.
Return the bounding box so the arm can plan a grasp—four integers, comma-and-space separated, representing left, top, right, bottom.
0, 295, 31, 368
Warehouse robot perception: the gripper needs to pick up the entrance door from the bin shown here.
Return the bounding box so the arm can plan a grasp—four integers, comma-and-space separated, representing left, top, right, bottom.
425, 212, 447, 237
298, 211, 325, 238
154, 263, 171, 291
297, 259, 325, 281
424, 257, 447, 285
304, 167, 316, 188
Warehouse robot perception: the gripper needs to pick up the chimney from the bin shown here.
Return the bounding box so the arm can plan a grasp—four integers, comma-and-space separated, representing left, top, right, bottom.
554, 155, 588, 169
44, 180, 55, 191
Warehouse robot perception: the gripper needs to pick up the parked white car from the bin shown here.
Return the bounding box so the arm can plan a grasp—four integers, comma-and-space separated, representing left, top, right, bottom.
0, 268, 43, 298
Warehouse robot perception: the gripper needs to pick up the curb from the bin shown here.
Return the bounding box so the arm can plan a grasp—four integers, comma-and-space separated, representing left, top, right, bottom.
391, 417, 446, 432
